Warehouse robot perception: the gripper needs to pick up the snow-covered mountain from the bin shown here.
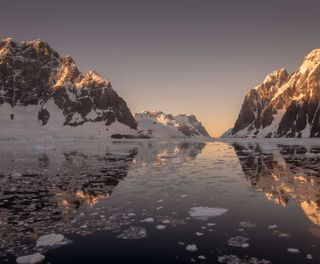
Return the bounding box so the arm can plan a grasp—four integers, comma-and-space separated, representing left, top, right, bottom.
0, 38, 137, 140
135, 111, 210, 138
225, 49, 320, 138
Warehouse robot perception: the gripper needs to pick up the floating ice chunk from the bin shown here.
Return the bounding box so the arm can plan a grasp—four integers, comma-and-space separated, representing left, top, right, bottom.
198, 255, 206, 260
36, 233, 71, 248
196, 232, 203, 236
306, 254, 313, 259
261, 144, 276, 153
32, 145, 56, 151
16, 253, 45, 264
128, 213, 136, 216
11, 172, 22, 178
186, 244, 198, 252
238, 221, 256, 228
189, 207, 228, 221
180, 194, 188, 198
156, 206, 163, 210
218, 255, 271, 264
142, 217, 154, 223
268, 225, 278, 229
227, 236, 250, 248
156, 225, 166, 230
117, 226, 147, 240
207, 223, 216, 226
178, 241, 185, 245
273, 230, 291, 238
287, 248, 300, 253
157, 199, 163, 203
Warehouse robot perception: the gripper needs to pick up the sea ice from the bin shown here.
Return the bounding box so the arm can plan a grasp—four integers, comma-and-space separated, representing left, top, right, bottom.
238, 221, 256, 228
11, 172, 22, 178
273, 230, 291, 238
227, 236, 250, 248
156, 225, 166, 230
16, 253, 45, 264
117, 226, 147, 240
186, 244, 198, 252
36, 233, 71, 248
218, 255, 271, 264
287, 248, 300, 253
189, 207, 228, 221
142, 217, 154, 223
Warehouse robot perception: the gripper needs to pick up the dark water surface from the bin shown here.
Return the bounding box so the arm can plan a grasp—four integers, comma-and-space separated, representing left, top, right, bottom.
0, 140, 319, 264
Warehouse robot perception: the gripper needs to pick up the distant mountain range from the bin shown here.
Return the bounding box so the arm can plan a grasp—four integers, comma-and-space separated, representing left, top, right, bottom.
135, 111, 210, 138
0, 38, 210, 140
224, 49, 320, 138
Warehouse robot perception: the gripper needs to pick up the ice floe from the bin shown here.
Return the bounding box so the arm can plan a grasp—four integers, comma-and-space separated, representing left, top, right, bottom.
218, 255, 271, 264
36, 234, 71, 248
273, 230, 292, 238
186, 244, 198, 252
287, 248, 300, 253
238, 221, 256, 228
189, 207, 228, 221
16, 253, 45, 264
155, 225, 166, 230
142, 217, 154, 223
116, 226, 147, 239
227, 236, 250, 248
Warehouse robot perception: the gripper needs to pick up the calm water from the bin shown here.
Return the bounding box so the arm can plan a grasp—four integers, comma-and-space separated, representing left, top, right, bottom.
0, 140, 319, 264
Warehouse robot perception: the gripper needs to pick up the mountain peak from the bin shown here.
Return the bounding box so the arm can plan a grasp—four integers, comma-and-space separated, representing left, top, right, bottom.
299, 48, 320, 75
255, 68, 288, 90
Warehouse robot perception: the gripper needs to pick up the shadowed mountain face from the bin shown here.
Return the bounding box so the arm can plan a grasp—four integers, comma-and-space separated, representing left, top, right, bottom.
233, 142, 320, 226
227, 49, 320, 138
0, 38, 137, 130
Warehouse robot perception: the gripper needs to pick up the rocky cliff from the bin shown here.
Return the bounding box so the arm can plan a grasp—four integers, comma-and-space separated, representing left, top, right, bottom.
226, 49, 320, 138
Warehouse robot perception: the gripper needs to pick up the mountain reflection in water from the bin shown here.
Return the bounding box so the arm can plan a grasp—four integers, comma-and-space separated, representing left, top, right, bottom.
233, 142, 320, 227
0, 141, 205, 257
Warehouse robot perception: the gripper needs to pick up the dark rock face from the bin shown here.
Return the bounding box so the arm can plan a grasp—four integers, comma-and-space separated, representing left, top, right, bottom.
229, 49, 320, 138
0, 38, 137, 130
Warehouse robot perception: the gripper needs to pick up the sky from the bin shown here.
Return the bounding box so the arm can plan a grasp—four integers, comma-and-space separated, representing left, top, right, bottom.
1, 0, 320, 136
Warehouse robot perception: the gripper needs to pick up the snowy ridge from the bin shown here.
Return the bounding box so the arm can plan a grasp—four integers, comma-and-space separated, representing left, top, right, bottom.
135, 111, 210, 138
226, 49, 320, 138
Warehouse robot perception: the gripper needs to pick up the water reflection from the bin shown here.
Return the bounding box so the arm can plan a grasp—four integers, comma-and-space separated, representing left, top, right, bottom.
0, 141, 205, 257
233, 143, 320, 226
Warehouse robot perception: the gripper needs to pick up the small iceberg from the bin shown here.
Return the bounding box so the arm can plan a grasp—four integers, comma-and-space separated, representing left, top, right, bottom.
16, 253, 45, 264
36, 233, 72, 248
189, 207, 228, 221
186, 244, 198, 252
287, 248, 300, 254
